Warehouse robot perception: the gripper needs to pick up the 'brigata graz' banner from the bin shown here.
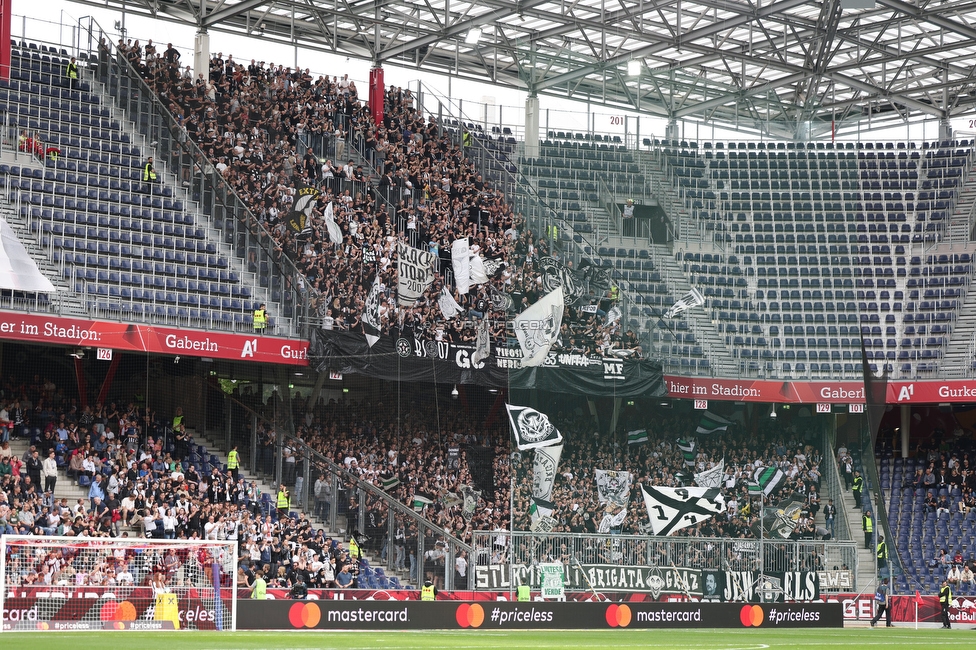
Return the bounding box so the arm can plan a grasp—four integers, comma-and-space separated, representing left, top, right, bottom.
237, 599, 842, 630
311, 329, 664, 397
473, 564, 820, 601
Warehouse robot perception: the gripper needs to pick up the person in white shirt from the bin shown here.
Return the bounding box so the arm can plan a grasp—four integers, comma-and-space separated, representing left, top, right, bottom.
41, 450, 58, 493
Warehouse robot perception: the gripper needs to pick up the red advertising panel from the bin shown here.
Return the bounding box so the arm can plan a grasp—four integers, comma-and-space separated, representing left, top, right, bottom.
0, 311, 309, 366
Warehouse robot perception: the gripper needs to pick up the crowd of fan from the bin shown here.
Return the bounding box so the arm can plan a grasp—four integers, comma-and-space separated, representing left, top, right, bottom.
111, 40, 640, 358
0, 374, 382, 591
512, 410, 827, 544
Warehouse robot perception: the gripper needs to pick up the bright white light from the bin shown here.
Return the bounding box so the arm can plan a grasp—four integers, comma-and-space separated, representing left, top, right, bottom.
627, 59, 641, 76
465, 28, 482, 45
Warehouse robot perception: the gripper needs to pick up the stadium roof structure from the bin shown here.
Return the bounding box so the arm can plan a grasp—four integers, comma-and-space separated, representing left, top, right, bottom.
72, 0, 976, 138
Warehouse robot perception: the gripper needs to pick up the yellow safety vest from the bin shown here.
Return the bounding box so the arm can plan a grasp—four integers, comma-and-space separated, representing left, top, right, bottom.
276, 490, 289, 509
251, 577, 267, 599
940, 585, 952, 604
853, 476, 863, 491
420, 584, 435, 600
67, 62, 78, 79
877, 541, 887, 560
517, 585, 530, 601
348, 537, 360, 559
863, 515, 873, 533
172, 415, 183, 429
609, 285, 620, 301
253, 309, 267, 329
227, 450, 239, 470
143, 163, 157, 182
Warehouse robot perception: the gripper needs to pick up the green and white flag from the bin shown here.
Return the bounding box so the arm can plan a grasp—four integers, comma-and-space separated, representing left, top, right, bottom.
627, 429, 648, 445
381, 475, 401, 491
529, 498, 558, 532
696, 411, 731, 435
749, 466, 787, 497
677, 438, 697, 468
412, 494, 435, 512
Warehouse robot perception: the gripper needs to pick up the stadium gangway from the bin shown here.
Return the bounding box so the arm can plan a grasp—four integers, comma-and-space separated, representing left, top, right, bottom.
276, 432, 474, 591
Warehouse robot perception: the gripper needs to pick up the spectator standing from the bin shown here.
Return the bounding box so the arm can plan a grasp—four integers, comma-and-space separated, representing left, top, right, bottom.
65, 57, 79, 90
41, 450, 57, 493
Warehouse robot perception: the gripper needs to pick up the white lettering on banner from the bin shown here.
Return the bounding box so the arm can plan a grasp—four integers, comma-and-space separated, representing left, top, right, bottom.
710, 383, 761, 398
241, 339, 257, 358
43, 322, 102, 342
454, 349, 485, 369
898, 384, 914, 401
280, 344, 307, 360
819, 386, 863, 400
938, 384, 976, 398
165, 334, 219, 353
603, 361, 624, 380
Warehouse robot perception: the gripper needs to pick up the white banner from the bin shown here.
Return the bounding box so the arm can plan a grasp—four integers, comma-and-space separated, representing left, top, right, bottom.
471, 317, 490, 366
532, 444, 563, 502
0, 217, 55, 292
594, 469, 632, 506
694, 459, 725, 488
641, 485, 726, 536
452, 238, 471, 294
597, 507, 628, 533
438, 286, 463, 320
323, 202, 342, 246
396, 241, 435, 306
513, 286, 564, 367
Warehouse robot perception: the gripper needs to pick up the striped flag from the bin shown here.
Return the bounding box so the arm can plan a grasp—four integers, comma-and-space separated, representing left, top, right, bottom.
677, 438, 697, 467
663, 287, 705, 318
696, 411, 731, 435
412, 494, 435, 512
749, 466, 787, 497
381, 476, 400, 491
627, 429, 648, 445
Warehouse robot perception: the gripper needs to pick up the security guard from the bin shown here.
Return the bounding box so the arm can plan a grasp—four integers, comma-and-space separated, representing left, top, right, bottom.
862, 510, 873, 550
276, 485, 290, 519
876, 535, 888, 571
517, 581, 530, 601
421, 579, 437, 601
852, 471, 863, 509
939, 579, 952, 629
253, 303, 269, 332
250, 569, 267, 599
348, 535, 360, 561
143, 156, 157, 193
462, 130, 472, 148
227, 444, 240, 482
609, 284, 620, 302
66, 57, 79, 89
172, 406, 184, 430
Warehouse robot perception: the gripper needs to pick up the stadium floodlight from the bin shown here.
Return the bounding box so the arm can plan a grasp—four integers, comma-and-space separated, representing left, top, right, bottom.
627, 59, 641, 77
465, 28, 482, 45
0, 535, 238, 632
769, 404, 777, 419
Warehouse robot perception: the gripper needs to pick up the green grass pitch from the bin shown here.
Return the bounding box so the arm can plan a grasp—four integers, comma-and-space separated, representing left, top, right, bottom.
1, 628, 972, 649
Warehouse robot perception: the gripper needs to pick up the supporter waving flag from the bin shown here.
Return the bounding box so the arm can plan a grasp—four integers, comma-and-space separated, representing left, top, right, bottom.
696, 411, 731, 435
438, 286, 463, 319
513, 286, 564, 367
641, 485, 726, 536
396, 241, 435, 307
694, 459, 725, 488
452, 238, 472, 294
664, 287, 705, 318
507, 404, 563, 450
748, 465, 787, 497
676, 438, 697, 467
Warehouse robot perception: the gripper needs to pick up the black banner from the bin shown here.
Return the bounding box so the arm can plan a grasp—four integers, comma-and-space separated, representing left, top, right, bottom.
237, 600, 842, 629
310, 329, 664, 397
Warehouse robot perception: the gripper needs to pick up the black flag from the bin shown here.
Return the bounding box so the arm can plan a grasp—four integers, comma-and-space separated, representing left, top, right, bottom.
287, 185, 320, 234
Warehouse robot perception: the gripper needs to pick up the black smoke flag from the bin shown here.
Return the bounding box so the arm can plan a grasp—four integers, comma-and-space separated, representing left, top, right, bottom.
288, 185, 319, 234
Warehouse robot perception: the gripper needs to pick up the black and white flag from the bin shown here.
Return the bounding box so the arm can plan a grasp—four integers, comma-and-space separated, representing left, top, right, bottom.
363, 276, 382, 348
513, 286, 564, 367
438, 286, 463, 320
641, 485, 726, 536
664, 287, 705, 318
461, 484, 481, 522
597, 507, 628, 534
594, 469, 632, 506
287, 185, 318, 234
452, 238, 471, 294
532, 444, 563, 502
694, 459, 725, 488
507, 404, 563, 450
396, 241, 435, 306
471, 317, 490, 366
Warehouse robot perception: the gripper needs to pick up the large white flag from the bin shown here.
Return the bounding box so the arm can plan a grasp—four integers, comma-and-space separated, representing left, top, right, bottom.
469, 249, 489, 287
532, 444, 563, 502
471, 317, 491, 366
513, 286, 564, 367
664, 287, 706, 318
507, 404, 562, 450
641, 485, 726, 536
694, 459, 725, 488
0, 217, 55, 292
438, 286, 463, 319
323, 202, 342, 246
594, 469, 632, 506
452, 238, 471, 294
396, 241, 435, 306
363, 276, 382, 348
597, 507, 628, 534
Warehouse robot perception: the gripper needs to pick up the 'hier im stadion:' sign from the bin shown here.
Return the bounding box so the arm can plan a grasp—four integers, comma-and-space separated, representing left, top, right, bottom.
664, 375, 976, 405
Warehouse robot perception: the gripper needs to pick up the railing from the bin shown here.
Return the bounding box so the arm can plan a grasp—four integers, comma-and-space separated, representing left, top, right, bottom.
471, 531, 860, 593
76, 17, 315, 339
267, 431, 474, 590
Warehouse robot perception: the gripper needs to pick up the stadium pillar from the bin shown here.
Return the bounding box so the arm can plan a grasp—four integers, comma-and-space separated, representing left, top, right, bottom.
900, 405, 910, 459
193, 30, 210, 85
369, 66, 385, 126
524, 94, 540, 158
939, 119, 952, 143
0, 0, 10, 81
